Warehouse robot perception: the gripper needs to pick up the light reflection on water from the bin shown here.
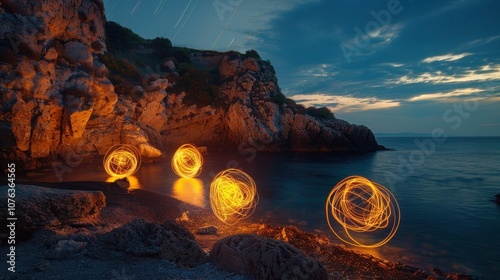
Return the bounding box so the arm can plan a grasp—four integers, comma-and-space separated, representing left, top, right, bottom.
23, 137, 500, 279
172, 178, 206, 208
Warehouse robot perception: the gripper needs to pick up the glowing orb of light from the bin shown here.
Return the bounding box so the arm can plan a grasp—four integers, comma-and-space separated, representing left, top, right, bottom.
210, 168, 259, 225
326, 176, 400, 248
103, 144, 141, 178
171, 144, 203, 178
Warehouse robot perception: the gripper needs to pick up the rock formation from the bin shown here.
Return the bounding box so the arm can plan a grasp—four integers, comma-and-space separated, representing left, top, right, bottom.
100, 218, 208, 268
210, 234, 328, 279
0, 184, 105, 235
0, 0, 380, 170
0, 0, 164, 169
163, 52, 379, 152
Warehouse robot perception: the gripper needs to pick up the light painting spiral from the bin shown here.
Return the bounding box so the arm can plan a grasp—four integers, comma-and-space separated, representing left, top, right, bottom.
171, 144, 203, 178
210, 168, 259, 225
326, 176, 400, 248
103, 144, 141, 178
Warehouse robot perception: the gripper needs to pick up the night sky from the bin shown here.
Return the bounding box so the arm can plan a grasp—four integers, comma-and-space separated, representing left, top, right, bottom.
103, 0, 500, 136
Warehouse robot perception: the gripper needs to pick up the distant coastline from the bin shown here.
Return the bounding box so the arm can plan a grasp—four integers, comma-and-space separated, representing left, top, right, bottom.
376, 132, 500, 138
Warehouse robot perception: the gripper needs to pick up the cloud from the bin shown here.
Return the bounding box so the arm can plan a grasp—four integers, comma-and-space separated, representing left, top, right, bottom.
379, 62, 404, 68
462, 35, 500, 49
289, 93, 400, 113
394, 64, 500, 84
408, 88, 484, 102
422, 53, 472, 63
299, 63, 337, 78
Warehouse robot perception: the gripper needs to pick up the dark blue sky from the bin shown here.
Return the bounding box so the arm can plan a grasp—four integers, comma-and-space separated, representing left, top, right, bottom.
104, 0, 500, 136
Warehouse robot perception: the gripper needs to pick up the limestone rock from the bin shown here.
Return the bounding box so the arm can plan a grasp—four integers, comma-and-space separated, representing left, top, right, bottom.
63, 41, 93, 67
138, 143, 162, 158
136, 89, 167, 131
11, 99, 36, 151
0, 185, 106, 234
242, 58, 259, 73
101, 219, 207, 267
44, 47, 58, 61
210, 234, 328, 280
196, 225, 218, 235
30, 103, 64, 157
219, 55, 240, 77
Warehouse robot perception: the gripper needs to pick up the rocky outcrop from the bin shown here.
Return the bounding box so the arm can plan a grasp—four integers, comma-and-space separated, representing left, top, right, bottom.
161, 54, 379, 152
100, 219, 208, 267
210, 234, 328, 279
0, 0, 164, 169
0, 185, 105, 235
0, 0, 379, 170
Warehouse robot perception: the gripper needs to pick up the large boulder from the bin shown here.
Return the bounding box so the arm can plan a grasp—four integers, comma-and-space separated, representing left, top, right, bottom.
100, 219, 208, 267
63, 41, 93, 67
210, 234, 328, 280
0, 185, 105, 234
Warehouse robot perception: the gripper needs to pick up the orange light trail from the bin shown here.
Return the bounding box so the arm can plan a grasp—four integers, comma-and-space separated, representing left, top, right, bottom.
326, 176, 400, 248
103, 144, 141, 178
171, 144, 203, 178
210, 168, 259, 225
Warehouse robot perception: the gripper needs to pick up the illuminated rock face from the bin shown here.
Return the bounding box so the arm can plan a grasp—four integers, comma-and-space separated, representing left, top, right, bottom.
162, 53, 380, 152
0, 0, 164, 168
0, 0, 379, 169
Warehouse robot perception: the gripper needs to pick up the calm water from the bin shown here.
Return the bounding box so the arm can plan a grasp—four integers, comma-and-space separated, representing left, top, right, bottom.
25, 137, 500, 279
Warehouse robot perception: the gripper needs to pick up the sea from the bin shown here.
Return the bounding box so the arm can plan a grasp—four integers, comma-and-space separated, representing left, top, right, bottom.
22, 137, 500, 279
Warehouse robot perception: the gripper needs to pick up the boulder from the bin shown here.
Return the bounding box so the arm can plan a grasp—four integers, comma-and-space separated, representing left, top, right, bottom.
44, 47, 58, 61
0, 185, 106, 234
63, 41, 93, 67
100, 219, 208, 267
196, 225, 218, 235
210, 234, 328, 280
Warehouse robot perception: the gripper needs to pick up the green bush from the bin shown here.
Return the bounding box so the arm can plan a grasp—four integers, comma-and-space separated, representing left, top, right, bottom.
105, 21, 145, 52
99, 53, 141, 81
107, 74, 136, 96
304, 106, 335, 120
269, 92, 287, 105
173, 65, 221, 107
242, 49, 261, 60
151, 37, 172, 59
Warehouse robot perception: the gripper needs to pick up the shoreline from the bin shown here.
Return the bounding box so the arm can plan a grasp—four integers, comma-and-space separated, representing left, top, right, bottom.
0, 181, 476, 279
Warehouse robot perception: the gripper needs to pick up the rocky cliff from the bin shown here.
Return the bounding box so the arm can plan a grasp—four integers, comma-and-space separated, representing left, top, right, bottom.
0, 0, 380, 170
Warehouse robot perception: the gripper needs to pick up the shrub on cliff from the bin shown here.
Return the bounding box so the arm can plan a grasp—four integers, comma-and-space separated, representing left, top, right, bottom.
174, 64, 221, 107
100, 53, 141, 81
151, 37, 173, 59
305, 106, 335, 120
99, 53, 142, 96
105, 21, 145, 52
243, 49, 261, 60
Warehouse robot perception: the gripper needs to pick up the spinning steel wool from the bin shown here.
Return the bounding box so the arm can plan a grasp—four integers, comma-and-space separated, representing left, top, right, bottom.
103, 144, 141, 178
326, 176, 400, 248
210, 168, 259, 225
171, 144, 203, 178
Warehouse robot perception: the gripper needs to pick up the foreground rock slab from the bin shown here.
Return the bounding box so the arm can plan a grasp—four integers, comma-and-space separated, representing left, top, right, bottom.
0, 184, 105, 235
210, 234, 328, 280
100, 218, 208, 268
